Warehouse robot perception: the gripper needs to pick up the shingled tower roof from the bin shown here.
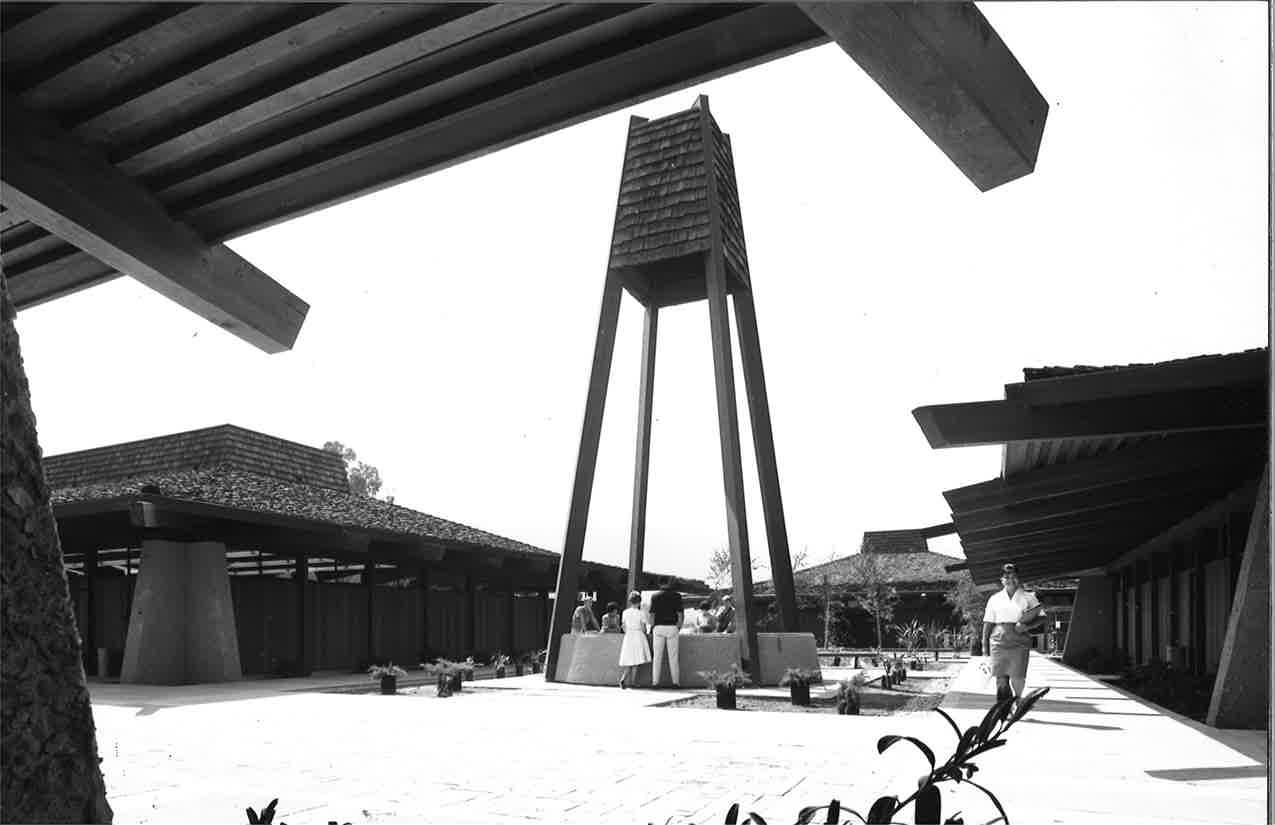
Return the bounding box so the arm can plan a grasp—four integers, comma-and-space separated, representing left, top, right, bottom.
607, 96, 749, 307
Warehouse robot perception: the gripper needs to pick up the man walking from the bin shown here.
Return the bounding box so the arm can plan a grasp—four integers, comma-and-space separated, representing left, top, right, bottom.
715, 594, 736, 633
650, 578, 684, 687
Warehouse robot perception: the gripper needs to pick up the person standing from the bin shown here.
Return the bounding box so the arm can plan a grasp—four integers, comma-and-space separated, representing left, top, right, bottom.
649, 578, 684, 687
715, 594, 736, 633
982, 563, 1046, 702
571, 594, 600, 634
618, 592, 651, 688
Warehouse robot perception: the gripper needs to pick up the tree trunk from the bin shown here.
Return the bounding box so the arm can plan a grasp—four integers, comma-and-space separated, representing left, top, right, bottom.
1, 271, 113, 823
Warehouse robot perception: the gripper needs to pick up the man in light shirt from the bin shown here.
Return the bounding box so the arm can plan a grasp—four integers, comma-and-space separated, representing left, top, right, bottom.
982, 563, 1047, 703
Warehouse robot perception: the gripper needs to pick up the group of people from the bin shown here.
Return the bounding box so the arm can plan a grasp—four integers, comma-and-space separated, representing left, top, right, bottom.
568, 579, 742, 689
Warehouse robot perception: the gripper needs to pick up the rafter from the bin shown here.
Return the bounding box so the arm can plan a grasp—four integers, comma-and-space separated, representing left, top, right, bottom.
0, 92, 308, 352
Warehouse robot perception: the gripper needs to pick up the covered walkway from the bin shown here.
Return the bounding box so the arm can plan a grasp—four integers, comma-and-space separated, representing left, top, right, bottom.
942, 653, 1266, 825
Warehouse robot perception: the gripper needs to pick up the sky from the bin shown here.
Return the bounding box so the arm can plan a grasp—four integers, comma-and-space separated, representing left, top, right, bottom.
16, 3, 1268, 583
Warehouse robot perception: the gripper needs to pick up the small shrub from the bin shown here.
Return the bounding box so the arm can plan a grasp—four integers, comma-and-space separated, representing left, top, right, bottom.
699, 663, 750, 689
367, 663, 407, 680
779, 667, 821, 687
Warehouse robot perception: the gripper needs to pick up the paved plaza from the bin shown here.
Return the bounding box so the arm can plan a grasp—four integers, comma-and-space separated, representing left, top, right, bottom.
89, 655, 1267, 824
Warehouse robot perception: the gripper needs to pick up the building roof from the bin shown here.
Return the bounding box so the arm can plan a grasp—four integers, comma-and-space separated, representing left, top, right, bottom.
914, 348, 1268, 585
860, 529, 929, 554
44, 424, 706, 591
45, 424, 348, 491
757, 550, 969, 595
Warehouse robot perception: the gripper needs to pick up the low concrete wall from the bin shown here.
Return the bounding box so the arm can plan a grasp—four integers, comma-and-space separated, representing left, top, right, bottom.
755, 633, 820, 685
555, 631, 820, 686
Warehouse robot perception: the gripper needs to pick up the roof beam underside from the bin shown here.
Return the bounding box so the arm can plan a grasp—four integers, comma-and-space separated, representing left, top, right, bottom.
0, 92, 308, 352
913, 383, 1267, 449
800, 2, 1047, 192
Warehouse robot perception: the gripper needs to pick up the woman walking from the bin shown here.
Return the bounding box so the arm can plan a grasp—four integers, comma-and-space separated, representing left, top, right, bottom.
618, 591, 651, 688
982, 563, 1046, 703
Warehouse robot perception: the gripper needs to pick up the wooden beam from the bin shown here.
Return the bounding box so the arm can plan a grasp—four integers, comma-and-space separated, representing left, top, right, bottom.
944, 431, 1264, 514
733, 288, 798, 633
919, 522, 957, 539
544, 270, 624, 681
0, 92, 308, 353
800, 2, 1046, 192
953, 471, 1245, 536
180, 5, 826, 240
5, 248, 117, 308
913, 383, 1266, 448
702, 99, 758, 683
627, 303, 658, 597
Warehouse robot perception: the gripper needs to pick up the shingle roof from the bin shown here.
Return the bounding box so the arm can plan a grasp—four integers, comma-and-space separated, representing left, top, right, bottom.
757, 549, 969, 595
50, 465, 557, 558
860, 529, 929, 555
1021, 347, 1267, 382
45, 424, 347, 491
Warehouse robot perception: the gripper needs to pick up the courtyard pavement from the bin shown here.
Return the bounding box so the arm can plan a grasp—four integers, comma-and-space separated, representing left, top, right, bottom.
87, 654, 1267, 824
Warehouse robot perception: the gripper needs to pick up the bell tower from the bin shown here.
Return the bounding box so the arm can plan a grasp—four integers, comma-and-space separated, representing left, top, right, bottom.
544, 96, 798, 683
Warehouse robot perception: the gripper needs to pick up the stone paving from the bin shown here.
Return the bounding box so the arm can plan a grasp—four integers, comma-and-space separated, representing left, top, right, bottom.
87, 654, 1267, 824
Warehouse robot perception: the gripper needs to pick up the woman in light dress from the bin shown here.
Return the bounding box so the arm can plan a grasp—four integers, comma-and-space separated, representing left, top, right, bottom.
982, 563, 1047, 702
618, 591, 651, 688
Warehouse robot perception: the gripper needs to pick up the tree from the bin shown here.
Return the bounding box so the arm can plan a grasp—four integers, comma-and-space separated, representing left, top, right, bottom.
1, 276, 113, 822
846, 552, 900, 653
706, 544, 809, 591
945, 573, 989, 652
323, 441, 383, 498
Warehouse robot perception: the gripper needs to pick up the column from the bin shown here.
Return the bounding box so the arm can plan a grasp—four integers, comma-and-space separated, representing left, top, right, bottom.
1061, 575, 1116, 668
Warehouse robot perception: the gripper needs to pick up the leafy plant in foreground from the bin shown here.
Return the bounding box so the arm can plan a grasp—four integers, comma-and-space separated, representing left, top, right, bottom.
697, 686, 1051, 824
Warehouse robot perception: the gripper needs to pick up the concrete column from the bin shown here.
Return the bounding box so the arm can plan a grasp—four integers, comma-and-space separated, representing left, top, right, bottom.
1062, 575, 1116, 668
121, 540, 241, 684
1207, 470, 1269, 729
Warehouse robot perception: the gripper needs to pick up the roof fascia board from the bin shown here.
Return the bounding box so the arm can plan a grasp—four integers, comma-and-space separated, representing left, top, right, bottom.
1004, 350, 1268, 405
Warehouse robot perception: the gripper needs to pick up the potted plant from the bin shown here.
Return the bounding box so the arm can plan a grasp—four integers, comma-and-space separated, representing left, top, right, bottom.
435, 659, 464, 693
780, 667, 821, 707
369, 663, 408, 695
530, 649, 546, 675
513, 654, 525, 677
698, 664, 750, 710
836, 672, 867, 715
492, 652, 510, 678
462, 656, 476, 682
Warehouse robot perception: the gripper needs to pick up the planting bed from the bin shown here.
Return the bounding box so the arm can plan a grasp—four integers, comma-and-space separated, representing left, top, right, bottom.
663, 663, 960, 715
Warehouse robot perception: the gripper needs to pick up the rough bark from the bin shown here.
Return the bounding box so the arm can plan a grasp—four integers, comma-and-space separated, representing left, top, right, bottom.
1, 270, 113, 823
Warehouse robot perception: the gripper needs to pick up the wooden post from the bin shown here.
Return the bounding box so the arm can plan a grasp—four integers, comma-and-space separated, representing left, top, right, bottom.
419, 567, 431, 659
464, 575, 476, 656
1192, 536, 1206, 674
506, 578, 517, 655
627, 304, 658, 596
733, 289, 798, 632
1149, 554, 1160, 659
701, 104, 758, 680
363, 561, 375, 662
544, 271, 624, 681
84, 547, 98, 675
295, 555, 309, 676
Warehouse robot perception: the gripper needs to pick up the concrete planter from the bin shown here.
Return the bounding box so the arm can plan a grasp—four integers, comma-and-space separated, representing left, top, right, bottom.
379, 676, 397, 695
715, 685, 737, 710
789, 684, 811, 707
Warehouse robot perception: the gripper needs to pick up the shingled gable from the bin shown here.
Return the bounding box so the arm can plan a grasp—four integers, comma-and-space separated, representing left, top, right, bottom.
44, 424, 347, 491
756, 530, 969, 595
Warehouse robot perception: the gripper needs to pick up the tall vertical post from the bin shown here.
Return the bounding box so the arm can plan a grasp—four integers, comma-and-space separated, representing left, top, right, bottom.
701, 100, 758, 681
296, 555, 309, 676
733, 289, 799, 632
544, 272, 625, 681
627, 305, 659, 596
419, 567, 431, 659
465, 575, 477, 656
506, 577, 517, 654
84, 547, 98, 675
363, 560, 375, 662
